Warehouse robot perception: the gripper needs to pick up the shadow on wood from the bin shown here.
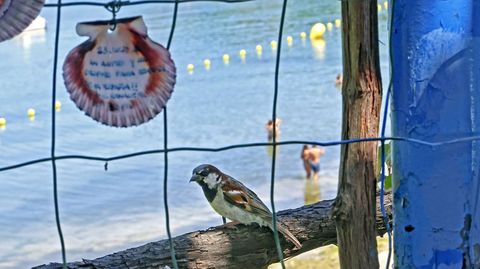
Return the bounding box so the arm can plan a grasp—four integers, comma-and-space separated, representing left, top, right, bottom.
34, 192, 392, 269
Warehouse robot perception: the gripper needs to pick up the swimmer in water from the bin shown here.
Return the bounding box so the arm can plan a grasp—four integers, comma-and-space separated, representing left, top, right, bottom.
266, 118, 281, 141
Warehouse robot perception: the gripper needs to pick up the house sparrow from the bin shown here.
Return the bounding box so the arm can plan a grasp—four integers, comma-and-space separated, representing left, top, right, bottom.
190, 164, 302, 249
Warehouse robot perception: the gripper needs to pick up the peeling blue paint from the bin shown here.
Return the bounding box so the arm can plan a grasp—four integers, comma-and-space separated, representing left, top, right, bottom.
434, 250, 464, 266
392, 0, 480, 268
417, 250, 464, 269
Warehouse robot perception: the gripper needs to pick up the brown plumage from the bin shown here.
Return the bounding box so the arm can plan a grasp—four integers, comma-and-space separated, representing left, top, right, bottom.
190, 164, 302, 249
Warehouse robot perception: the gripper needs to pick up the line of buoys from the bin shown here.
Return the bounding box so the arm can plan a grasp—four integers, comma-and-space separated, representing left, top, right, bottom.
0, 100, 65, 130
181, 6, 401, 74
185, 25, 328, 73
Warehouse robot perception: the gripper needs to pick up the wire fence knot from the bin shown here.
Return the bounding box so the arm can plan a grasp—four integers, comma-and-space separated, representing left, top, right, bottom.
105, 0, 124, 31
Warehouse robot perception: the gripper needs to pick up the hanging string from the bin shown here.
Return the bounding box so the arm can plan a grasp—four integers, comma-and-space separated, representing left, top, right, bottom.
269, 0, 288, 268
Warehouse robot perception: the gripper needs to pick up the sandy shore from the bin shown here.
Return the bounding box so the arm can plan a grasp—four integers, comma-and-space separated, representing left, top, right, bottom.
269, 236, 391, 269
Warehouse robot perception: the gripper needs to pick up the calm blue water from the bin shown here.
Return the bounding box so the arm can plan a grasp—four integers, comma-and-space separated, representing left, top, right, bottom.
0, 1, 390, 268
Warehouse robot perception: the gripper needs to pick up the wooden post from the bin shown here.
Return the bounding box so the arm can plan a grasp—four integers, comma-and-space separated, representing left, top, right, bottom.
333, 0, 383, 268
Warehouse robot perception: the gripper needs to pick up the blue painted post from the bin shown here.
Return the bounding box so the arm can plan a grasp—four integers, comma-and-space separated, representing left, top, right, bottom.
391, 0, 480, 268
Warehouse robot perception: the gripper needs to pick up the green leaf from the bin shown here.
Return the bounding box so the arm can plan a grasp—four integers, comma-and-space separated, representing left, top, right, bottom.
384, 175, 392, 190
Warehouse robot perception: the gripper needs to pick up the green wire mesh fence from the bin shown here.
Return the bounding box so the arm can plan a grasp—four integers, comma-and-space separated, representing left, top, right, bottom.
0, 1, 397, 269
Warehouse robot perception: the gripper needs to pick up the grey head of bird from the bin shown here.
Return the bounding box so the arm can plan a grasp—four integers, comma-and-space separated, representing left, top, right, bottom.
189, 164, 223, 189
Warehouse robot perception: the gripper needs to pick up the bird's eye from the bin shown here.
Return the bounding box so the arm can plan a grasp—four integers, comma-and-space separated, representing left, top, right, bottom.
200, 170, 209, 177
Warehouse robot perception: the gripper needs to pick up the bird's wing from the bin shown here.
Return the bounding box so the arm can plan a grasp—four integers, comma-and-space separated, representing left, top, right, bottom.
221, 176, 272, 220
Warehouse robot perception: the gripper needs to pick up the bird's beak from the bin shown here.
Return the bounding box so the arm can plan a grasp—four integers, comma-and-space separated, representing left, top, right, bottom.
190, 174, 201, 183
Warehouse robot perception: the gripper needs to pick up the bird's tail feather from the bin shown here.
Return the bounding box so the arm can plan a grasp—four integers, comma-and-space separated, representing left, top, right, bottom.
275, 223, 302, 249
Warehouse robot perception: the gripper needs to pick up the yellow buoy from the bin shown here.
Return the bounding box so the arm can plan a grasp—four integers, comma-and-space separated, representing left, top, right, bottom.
270, 40, 277, 49
384, 1, 388, 9
55, 100, 62, 111
27, 108, 35, 117
187, 63, 194, 72
335, 19, 341, 28
300, 32, 307, 39
286, 36, 293, 46
0, 117, 6, 127
310, 23, 326, 40
223, 54, 230, 64
327, 22, 333, 30
239, 49, 247, 58
256, 45, 263, 55
378, 4, 382, 12
204, 59, 211, 70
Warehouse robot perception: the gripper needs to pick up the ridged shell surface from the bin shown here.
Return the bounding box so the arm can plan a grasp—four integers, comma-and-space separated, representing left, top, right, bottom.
63, 16, 176, 127
0, 0, 45, 42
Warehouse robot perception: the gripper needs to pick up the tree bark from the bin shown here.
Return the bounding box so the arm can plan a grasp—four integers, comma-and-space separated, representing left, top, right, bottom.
35, 192, 392, 269
332, 0, 383, 268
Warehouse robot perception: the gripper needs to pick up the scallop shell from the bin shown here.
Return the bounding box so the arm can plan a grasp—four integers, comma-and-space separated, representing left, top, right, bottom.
63, 16, 176, 127
0, 0, 45, 42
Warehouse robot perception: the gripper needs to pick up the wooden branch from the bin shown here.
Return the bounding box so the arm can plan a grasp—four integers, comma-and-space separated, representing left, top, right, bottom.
34, 192, 392, 269
334, 0, 383, 268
